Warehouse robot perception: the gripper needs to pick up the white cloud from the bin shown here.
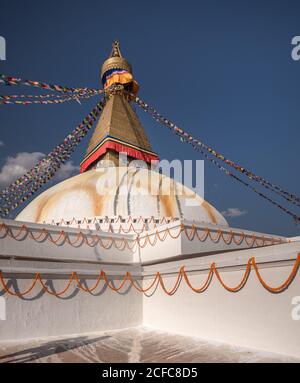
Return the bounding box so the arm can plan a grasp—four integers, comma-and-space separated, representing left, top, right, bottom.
221, 207, 247, 218
54, 160, 79, 181
0, 141, 4, 147
0, 152, 78, 187
0, 152, 44, 187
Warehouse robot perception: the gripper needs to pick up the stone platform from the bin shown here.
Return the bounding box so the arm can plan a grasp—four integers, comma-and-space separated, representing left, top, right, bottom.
0, 327, 298, 363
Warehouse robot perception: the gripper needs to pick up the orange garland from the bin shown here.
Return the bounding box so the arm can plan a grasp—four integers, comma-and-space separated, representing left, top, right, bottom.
0, 222, 284, 251
49, 216, 179, 228
0, 254, 299, 298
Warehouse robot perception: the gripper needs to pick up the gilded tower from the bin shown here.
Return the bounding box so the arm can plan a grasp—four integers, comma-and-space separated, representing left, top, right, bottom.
80, 41, 159, 172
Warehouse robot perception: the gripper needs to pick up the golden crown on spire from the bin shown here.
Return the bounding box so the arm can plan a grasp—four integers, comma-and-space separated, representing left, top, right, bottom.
100, 40, 132, 80
110, 40, 122, 57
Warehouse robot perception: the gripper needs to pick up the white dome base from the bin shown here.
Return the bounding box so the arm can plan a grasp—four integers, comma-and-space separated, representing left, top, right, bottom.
16, 167, 228, 227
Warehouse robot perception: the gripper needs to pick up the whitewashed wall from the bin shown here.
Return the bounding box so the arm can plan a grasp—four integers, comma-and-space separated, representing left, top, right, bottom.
0, 219, 135, 263
143, 242, 300, 358
138, 220, 286, 264
0, 219, 141, 341
0, 218, 299, 359
1, 275, 142, 341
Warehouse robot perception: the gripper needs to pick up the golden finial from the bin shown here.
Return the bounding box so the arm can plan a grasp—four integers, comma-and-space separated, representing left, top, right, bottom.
109, 40, 122, 58
101, 41, 132, 80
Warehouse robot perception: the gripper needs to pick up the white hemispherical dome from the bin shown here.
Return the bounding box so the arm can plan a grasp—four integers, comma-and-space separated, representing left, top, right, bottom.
16, 167, 228, 226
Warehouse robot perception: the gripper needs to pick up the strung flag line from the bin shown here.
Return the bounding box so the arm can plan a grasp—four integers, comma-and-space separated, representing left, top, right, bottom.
130, 92, 300, 223
0, 98, 106, 217
0, 73, 103, 94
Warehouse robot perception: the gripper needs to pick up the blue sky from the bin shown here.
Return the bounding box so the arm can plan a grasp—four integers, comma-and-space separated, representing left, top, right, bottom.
0, 0, 299, 236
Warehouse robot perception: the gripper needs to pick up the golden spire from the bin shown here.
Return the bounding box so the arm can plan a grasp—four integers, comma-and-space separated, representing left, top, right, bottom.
100, 40, 132, 80
109, 40, 122, 57
80, 41, 158, 173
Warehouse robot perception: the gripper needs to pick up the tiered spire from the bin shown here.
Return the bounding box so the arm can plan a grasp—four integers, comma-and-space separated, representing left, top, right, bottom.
80, 41, 158, 172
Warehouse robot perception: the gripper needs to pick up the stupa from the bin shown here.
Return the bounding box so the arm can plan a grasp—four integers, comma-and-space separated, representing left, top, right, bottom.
0, 41, 299, 361
15, 41, 228, 228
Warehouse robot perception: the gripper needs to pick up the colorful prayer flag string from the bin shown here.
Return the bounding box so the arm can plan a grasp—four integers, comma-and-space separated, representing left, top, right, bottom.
130, 92, 300, 222
0, 98, 106, 217
0, 91, 101, 105
0, 73, 102, 94
131, 93, 300, 206
0, 93, 69, 99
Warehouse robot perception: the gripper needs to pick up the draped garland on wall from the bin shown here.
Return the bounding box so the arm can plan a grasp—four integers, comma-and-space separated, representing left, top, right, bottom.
0, 253, 299, 297
130, 93, 300, 223
0, 221, 284, 249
